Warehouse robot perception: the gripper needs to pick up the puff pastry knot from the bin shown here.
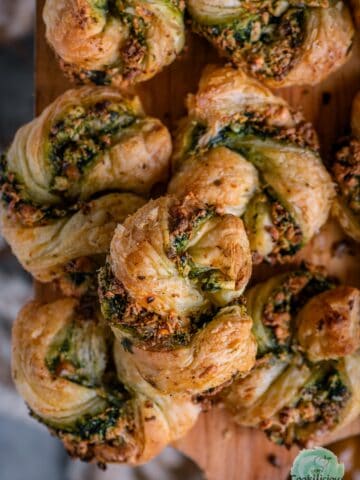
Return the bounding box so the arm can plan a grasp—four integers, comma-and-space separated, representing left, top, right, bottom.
169, 66, 334, 264
12, 297, 200, 464
99, 194, 257, 395
0, 86, 171, 282
224, 266, 360, 447
43, 0, 185, 86
186, 0, 354, 87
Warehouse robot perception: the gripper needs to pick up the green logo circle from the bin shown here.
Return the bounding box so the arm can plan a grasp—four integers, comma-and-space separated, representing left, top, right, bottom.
291, 447, 344, 480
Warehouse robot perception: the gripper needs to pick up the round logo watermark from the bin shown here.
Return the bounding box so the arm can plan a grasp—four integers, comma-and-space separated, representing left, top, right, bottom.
291, 447, 344, 480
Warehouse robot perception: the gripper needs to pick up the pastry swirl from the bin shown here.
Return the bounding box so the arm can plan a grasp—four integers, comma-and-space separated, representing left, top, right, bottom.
0, 86, 171, 281
332, 92, 360, 242
12, 297, 200, 464
43, 0, 185, 86
186, 0, 354, 87
98, 194, 256, 394
224, 266, 360, 447
169, 66, 334, 264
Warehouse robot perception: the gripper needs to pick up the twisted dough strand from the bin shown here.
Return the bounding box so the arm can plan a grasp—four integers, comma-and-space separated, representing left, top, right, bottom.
0, 86, 171, 281
12, 297, 200, 465
43, 0, 185, 86
186, 0, 354, 87
224, 266, 360, 447
169, 66, 334, 264
99, 194, 256, 394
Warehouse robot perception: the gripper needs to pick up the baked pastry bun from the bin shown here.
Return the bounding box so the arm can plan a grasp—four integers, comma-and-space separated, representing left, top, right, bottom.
12, 297, 200, 465
99, 194, 256, 394
169, 66, 334, 264
0, 86, 171, 281
332, 92, 360, 242
186, 1, 354, 88
43, 0, 185, 87
224, 266, 360, 447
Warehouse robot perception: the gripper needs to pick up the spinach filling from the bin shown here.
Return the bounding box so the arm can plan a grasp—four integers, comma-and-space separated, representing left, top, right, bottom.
98, 260, 222, 350
98, 199, 240, 349
168, 204, 230, 292
0, 163, 81, 226
44, 298, 125, 395
266, 364, 350, 446
187, 262, 224, 292
43, 303, 133, 440
256, 269, 335, 356
98, 262, 193, 350
31, 403, 128, 443
183, 119, 311, 261
67, 406, 122, 440
192, 5, 308, 80
168, 203, 215, 255
71, 0, 184, 84
186, 122, 207, 154
185, 109, 318, 160
45, 319, 108, 389
0, 100, 137, 226
255, 186, 303, 262
0, 153, 75, 225
206, 118, 315, 153
85, 0, 156, 82
98, 261, 129, 325
334, 137, 360, 216
48, 100, 135, 193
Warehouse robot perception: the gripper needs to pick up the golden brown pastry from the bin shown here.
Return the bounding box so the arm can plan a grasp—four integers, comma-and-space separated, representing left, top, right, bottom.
186, 1, 354, 88
169, 66, 334, 264
12, 297, 200, 465
43, 0, 185, 86
98, 194, 257, 394
224, 266, 360, 447
0, 86, 171, 281
297, 286, 360, 363
332, 92, 360, 242
2, 193, 145, 284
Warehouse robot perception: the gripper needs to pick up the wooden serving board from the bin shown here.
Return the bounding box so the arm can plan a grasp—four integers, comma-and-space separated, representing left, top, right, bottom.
35, 1, 360, 478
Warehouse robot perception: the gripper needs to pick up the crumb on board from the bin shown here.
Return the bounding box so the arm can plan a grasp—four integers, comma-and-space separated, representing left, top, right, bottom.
222, 428, 232, 440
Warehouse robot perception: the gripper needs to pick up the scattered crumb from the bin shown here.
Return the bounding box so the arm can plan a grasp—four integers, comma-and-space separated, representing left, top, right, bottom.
222, 428, 232, 440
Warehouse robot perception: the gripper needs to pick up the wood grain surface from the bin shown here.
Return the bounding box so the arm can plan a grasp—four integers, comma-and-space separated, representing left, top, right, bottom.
35, 1, 360, 478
